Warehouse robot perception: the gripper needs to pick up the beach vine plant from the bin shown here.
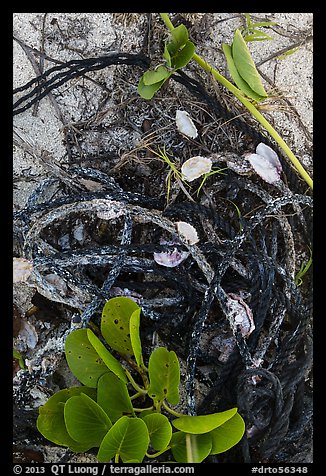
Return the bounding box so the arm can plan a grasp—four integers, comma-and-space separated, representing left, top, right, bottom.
138, 13, 313, 190
37, 297, 245, 463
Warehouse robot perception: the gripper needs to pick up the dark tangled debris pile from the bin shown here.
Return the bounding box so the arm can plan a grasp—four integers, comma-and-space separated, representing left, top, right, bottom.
13, 51, 313, 464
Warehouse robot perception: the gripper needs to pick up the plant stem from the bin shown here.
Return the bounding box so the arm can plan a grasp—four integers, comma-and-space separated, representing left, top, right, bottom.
125, 369, 148, 395
186, 434, 194, 463
159, 13, 313, 190
162, 400, 185, 417
146, 447, 171, 458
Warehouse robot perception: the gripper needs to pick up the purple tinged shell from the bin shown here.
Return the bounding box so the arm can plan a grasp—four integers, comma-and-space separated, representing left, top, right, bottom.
153, 240, 190, 268
247, 142, 282, 184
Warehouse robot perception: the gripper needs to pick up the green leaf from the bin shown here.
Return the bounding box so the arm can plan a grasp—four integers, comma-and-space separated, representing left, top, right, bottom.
13, 349, 25, 369
97, 372, 134, 422
222, 43, 265, 102
97, 416, 149, 463
129, 308, 143, 368
37, 387, 96, 452
138, 76, 166, 100
148, 347, 180, 405
65, 329, 109, 388
171, 24, 189, 49
64, 393, 112, 448
163, 43, 172, 67
142, 413, 172, 451
232, 29, 268, 98
101, 297, 140, 355
170, 432, 212, 463
173, 40, 196, 69
86, 329, 127, 383
143, 66, 170, 85
243, 32, 273, 42
209, 412, 245, 454
172, 407, 238, 434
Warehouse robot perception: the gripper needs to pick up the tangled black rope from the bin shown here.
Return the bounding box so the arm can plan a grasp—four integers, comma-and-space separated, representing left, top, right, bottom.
13, 51, 313, 463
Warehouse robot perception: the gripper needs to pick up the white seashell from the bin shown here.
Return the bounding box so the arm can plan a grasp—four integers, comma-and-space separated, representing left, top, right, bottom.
13, 257, 33, 283
154, 240, 190, 267
181, 156, 212, 182
176, 221, 199, 245
247, 143, 282, 184
256, 143, 282, 173
226, 293, 255, 337
176, 110, 198, 139
154, 249, 190, 268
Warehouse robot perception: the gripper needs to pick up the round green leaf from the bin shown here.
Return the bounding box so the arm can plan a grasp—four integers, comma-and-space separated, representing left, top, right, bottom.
171, 24, 189, 49
97, 372, 134, 422
138, 76, 166, 100
173, 41, 196, 69
170, 431, 212, 463
101, 297, 140, 355
65, 329, 109, 388
143, 413, 172, 451
143, 66, 170, 86
129, 308, 143, 368
172, 407, 238, 434
209, 412, 245, 454
97, 416, 149, 463
64, 393, 112, 448
232, 29, 268, 98
86, 329, 127, 383
148, 347, 180, 405
37, 386, 96, 452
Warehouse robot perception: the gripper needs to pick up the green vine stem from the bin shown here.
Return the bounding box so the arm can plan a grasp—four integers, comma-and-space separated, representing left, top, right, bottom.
159, 13, 313, 190
162, 400, 185, 417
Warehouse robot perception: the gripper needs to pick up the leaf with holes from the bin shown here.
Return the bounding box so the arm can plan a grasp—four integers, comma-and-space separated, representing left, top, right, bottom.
65, 329, 109, 388
148, 347, 180, 405
101, 297, 140, 356
170, 431, 212, 463
97, 416, 149, 463
37, 387, 96, 452
86, 329, 127, 383
172, 407, 238, 434
142, 413, 172, 451
129, 308, 144, 368
97, 372, 134, 422
209, 411, 245, 454
64, 393, 112, 448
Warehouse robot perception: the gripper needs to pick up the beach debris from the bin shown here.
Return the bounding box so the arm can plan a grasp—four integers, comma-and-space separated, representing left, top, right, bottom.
226, 292, 255, 337
154, 240, 190, 268
246, 142, 283, 184
13, 258, 33, 284
181, 156, 212, 182
176, 110, 198, 139
176, 221, 199, 245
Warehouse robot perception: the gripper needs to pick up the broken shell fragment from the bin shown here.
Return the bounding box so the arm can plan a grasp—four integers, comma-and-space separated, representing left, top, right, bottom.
176, 110, 198, 139
154, 240, 190, 268
226, 292, 255, 337
181, 156, 212, 182
13, 257, 33, 283
154, 249, 190, 268
176, 221, 199, 245
247, 142, 282, 184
